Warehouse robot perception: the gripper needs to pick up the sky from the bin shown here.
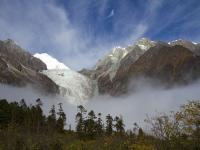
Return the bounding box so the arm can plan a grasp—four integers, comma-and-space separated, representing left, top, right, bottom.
0, 0, 200, 70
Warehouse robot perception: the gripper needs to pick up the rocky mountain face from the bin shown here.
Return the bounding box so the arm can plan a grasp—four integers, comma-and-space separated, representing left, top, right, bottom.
169, 39, 200, 55
110, 44, 200, 95
0, 39, 47, 71
0, 39, 59, 94
81, 38, 200, 96
1, 38, 200, 101
80, 38, 156, 80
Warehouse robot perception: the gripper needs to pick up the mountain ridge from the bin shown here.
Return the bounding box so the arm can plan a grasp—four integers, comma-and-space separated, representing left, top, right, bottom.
0, 38, 200, 102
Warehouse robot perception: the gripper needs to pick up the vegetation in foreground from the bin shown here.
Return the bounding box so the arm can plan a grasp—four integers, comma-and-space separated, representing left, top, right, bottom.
0, 98, 199, 150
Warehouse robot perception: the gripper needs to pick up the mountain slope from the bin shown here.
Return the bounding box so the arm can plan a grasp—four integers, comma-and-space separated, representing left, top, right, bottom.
101, 44, 200, 95
0, 39, 47, 71
0, 39, 59, 94
81, 38, 200, 96
168, 39, 200, 55
80, 38, 156, 80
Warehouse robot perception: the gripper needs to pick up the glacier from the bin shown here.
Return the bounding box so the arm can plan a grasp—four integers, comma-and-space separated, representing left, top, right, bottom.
42, 69, 97, 105
34, 53, 97, 105
34, 53, 70, 70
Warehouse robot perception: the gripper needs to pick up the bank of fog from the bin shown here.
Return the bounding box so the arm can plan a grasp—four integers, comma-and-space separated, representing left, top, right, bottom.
1, 80, 200, 130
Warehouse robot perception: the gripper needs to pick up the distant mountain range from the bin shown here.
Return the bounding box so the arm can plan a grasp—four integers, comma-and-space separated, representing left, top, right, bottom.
0, 38, 200, 103
80, 38, 200, 95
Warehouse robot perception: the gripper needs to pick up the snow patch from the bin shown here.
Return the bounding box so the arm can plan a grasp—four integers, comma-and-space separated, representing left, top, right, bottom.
34, 53, 69, 70
192, 42, 198, 45
137, 44, 148, 51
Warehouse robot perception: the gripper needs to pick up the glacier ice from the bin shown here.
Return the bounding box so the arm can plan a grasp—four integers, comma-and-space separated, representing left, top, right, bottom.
34, 53, 70, 70
42, 69, 97, 105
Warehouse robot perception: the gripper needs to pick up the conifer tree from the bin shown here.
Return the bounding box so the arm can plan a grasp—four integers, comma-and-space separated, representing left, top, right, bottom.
76, 105, 87, 137
47, 105, 57, 132
85, 110, 96, 138
56, 103, 66, 133
35, 98, 44, 133
114, 116, 125, 135
106, 114, 113, 136
96, 113, 104, 136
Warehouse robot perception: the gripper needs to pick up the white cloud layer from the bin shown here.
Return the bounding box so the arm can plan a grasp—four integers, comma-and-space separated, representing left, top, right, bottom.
1, 79, 200, 130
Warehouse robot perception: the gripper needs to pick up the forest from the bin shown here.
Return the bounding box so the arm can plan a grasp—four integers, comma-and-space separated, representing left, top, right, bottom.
0, 98, 199, 150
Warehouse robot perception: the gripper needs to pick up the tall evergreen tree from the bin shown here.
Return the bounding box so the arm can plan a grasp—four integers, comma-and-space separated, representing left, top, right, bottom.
85, 110, 96, 138
106, 114, 113, 136
96, 113, 104, 136
35, 99, 44, 133
47, 105, 57, 133
76, 105, 87, 137
56, 103, 66, 133
114, 116, 125, 135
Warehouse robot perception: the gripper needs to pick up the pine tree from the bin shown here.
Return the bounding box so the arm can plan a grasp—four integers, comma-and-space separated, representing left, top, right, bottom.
106, 114, 113, 136
85, 110, 96, 138
114, 116, 125, 135
35, 98, 44, 133
76, 105, 87, 137
56, 103, 66, 133
19, 99, 27, 109
96, 113, 103, 136
47, 105, 57, 133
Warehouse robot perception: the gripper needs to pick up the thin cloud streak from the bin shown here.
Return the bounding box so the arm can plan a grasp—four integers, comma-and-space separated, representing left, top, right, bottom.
107, 9, 114, 18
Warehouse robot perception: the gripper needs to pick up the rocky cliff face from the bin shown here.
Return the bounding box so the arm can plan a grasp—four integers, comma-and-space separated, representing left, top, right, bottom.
168, 39, 200, 55
0, 39, 47, 71
0, 39, 59, 94
80, 38, 157, 94
110, 44, 200, 95
81, 39, 200, 96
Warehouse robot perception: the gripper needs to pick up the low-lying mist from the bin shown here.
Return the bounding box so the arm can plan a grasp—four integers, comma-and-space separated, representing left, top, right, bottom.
1, 79, 200, 130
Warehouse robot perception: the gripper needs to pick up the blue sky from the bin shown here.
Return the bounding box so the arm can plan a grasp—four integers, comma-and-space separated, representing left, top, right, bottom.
0, 0, 200, 69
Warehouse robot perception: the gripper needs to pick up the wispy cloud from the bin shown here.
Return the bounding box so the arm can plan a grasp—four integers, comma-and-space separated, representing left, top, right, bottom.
0, 0, 101, 70
107, 9, 114, 18
0, 0, 199, 69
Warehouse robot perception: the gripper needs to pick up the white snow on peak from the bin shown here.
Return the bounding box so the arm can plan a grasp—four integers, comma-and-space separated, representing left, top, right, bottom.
168, 39, 198, 45
192, 42, 198, 45
112, 46, 125, 53
168, 39, 181, 44
135, 38, 156, 51
137, 44, 148, 51
34, 53, 69, 70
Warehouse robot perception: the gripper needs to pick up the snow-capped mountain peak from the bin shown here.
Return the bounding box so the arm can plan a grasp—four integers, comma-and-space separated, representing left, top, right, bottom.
135, 38, 156, 51
34, 53, 69, 70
